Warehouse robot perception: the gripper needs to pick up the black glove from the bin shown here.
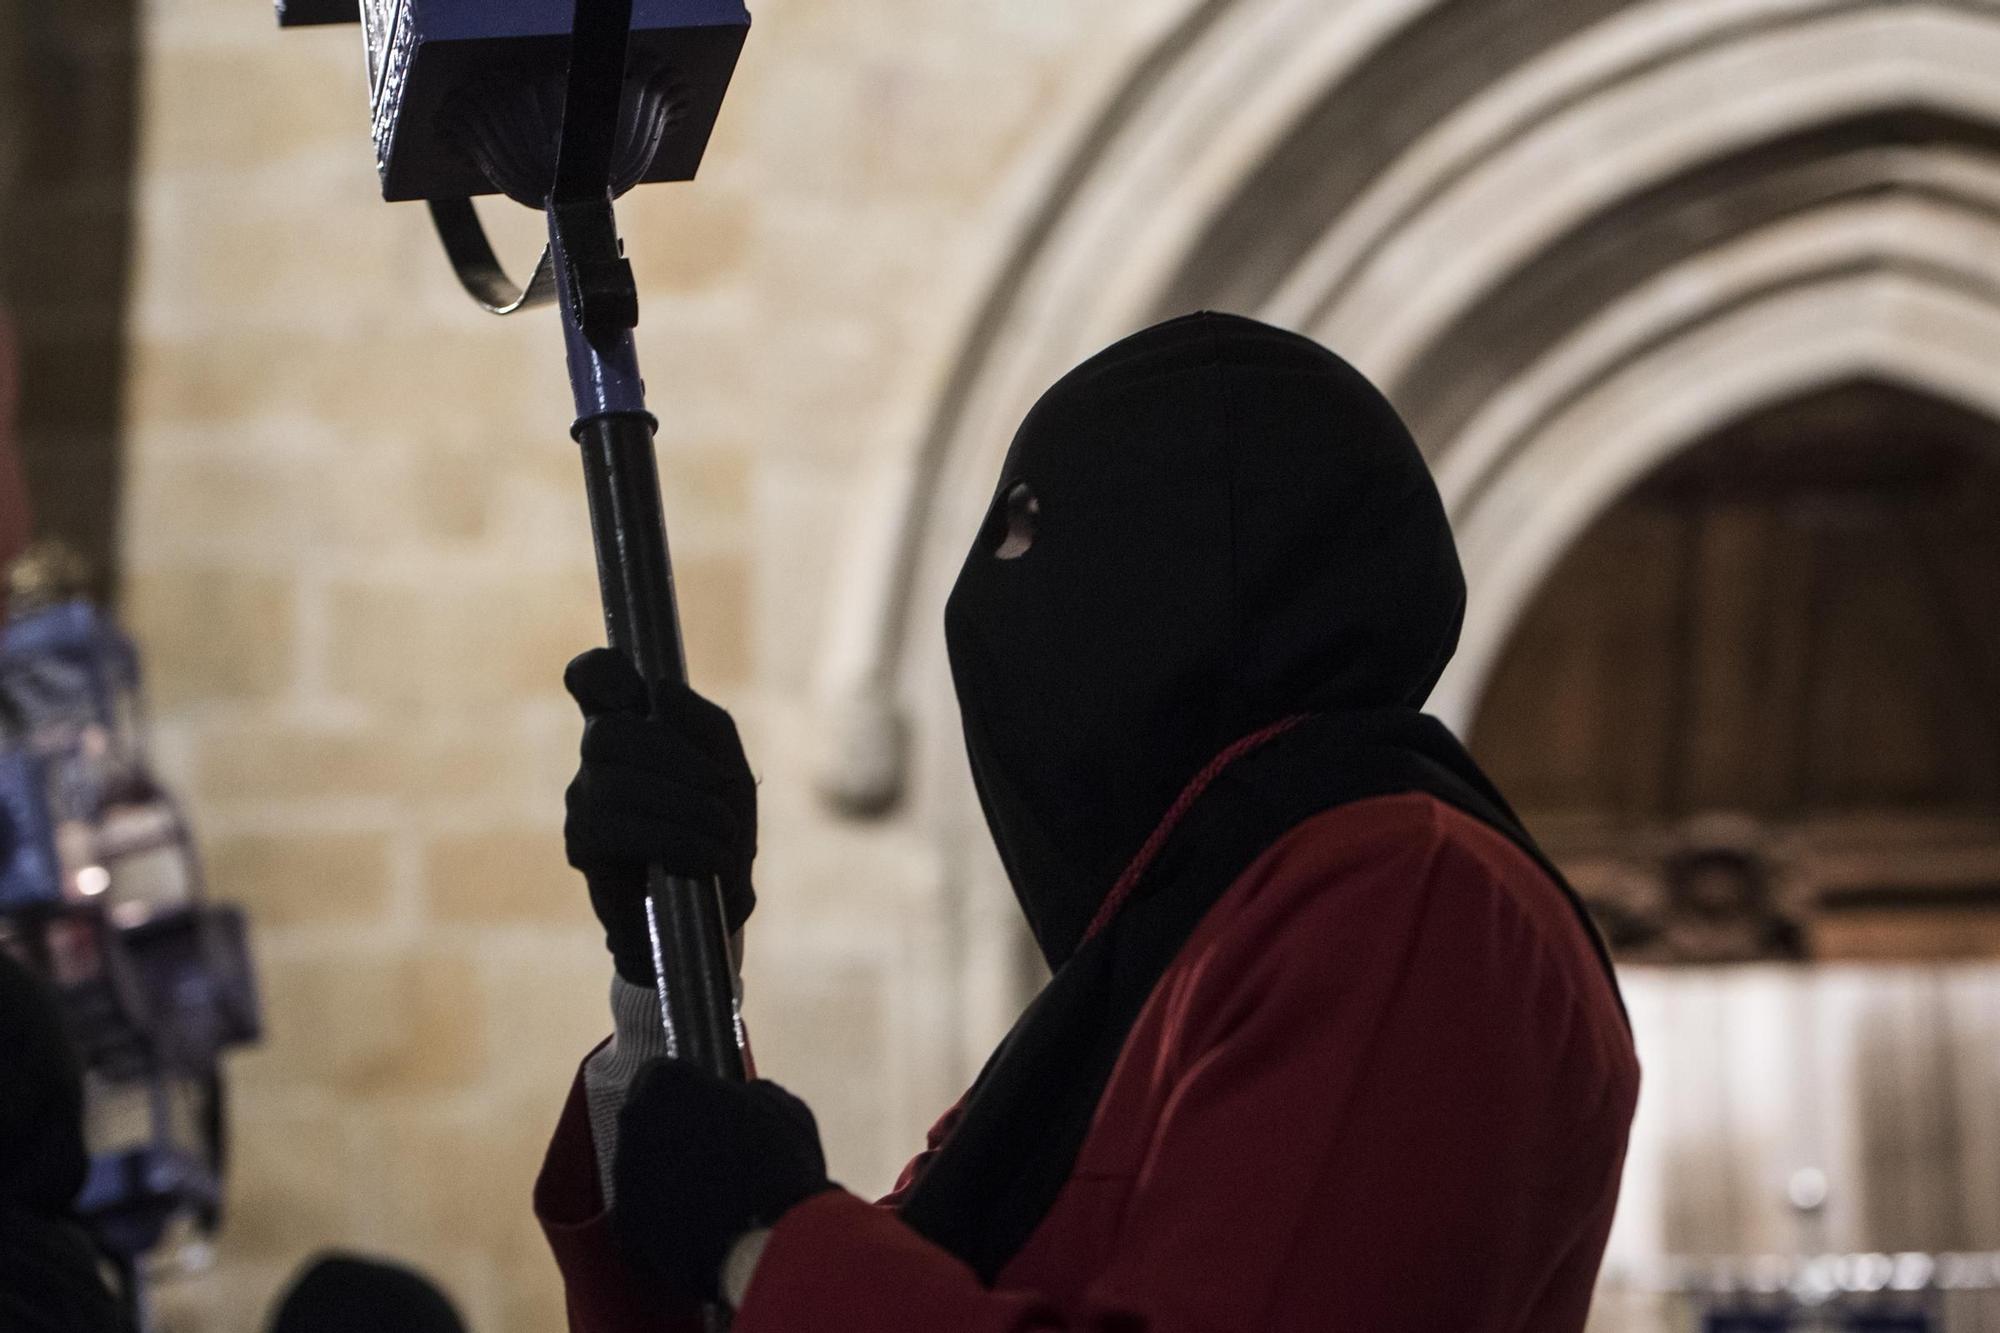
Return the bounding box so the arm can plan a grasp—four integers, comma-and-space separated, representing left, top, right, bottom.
564, 648, 758, 986
612, 1059, 836, 1303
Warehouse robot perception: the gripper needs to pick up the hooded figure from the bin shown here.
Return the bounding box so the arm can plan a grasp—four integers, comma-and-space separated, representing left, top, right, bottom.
0, 951, 129, 1333
541, 313, 1639, 1331
942, 312, 1467, 973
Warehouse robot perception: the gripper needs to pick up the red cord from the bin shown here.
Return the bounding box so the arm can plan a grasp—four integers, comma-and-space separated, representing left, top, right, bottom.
1080, 714, 1315, 945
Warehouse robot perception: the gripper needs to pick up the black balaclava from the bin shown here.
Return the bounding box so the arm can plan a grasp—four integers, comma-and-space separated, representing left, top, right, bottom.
906, 313, 1613, 1282
267, 1254, 468, 1333
945, 311, 1465, 970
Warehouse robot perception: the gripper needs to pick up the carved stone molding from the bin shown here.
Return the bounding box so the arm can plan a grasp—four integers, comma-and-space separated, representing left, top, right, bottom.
815, 0, 2000, 811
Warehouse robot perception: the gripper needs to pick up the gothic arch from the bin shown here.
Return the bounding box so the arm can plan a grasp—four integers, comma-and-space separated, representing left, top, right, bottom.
817, 0, 2000, 823
1433, 268, 2000, 726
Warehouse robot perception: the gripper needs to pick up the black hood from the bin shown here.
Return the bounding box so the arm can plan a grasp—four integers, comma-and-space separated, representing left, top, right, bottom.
944, 312, 1466, 969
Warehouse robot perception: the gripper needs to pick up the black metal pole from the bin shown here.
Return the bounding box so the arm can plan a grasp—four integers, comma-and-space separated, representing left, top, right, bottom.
575, 410, 747, 1081
540, 0, 745, 1088
546, 5, 743, 1324
559, 290, 743, 1333
547, 230, 743, 1090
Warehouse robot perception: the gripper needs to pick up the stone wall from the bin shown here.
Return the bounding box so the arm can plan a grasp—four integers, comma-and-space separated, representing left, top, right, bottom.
121, 1, 1186, 1327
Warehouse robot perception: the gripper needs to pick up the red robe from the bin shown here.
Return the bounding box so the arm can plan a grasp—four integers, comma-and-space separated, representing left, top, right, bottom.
537, 791, 1640, 1331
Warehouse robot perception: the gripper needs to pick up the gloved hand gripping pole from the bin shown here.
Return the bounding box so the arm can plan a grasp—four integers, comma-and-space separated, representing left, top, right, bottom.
548, 0, 747, 1082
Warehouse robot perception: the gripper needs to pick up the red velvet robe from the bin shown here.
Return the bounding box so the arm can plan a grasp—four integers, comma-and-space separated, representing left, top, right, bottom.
537, 791, 1640, 1331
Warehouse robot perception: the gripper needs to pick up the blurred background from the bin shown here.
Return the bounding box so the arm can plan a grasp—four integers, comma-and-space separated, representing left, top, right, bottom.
2, 0, 1997, 1328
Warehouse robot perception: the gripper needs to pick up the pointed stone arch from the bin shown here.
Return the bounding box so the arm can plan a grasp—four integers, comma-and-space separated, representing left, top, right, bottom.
819, 0, 2000, 814
1434, 267, 2000, 725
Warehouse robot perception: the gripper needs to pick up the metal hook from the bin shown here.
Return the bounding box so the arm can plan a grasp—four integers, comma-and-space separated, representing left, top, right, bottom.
427, 198, 559, 316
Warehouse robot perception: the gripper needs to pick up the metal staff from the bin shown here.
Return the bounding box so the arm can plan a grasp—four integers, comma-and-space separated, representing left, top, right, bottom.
277, 0, 751, 1077
549, 0, 747, 1080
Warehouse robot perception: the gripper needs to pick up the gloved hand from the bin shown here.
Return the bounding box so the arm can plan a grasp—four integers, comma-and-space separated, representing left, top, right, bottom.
564, 648, 757, 986
612, 1059, 836, 1303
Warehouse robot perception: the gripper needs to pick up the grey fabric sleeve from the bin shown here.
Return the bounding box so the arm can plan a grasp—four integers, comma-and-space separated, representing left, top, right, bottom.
722, 1229, 772, 1309
583, 975, 675, 1208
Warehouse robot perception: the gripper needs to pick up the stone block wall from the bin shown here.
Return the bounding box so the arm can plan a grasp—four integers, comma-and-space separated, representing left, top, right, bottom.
112, 1, 1186, 1328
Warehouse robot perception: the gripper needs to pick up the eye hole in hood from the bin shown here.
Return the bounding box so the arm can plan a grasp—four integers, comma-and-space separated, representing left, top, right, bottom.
984, 481, 1039, 561
943, 311, 1466, 969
